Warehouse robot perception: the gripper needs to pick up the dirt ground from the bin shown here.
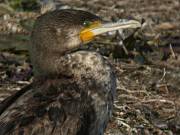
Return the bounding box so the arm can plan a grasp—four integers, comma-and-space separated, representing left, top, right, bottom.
0, 0, 180, 134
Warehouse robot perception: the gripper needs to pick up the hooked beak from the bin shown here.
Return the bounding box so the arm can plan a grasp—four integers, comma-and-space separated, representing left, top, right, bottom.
80, 20, 141, 43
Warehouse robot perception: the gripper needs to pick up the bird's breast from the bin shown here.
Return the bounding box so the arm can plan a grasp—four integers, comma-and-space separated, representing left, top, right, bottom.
64, 51, 115, 92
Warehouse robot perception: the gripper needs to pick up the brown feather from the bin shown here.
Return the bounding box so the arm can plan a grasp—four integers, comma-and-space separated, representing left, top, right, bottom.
0, 9, 116, 135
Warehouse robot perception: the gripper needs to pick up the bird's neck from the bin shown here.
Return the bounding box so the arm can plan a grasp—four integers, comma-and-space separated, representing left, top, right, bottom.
32, 50, 114, 91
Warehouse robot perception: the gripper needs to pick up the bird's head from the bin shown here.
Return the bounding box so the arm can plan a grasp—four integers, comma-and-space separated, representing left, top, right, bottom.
31, 9, 141, 55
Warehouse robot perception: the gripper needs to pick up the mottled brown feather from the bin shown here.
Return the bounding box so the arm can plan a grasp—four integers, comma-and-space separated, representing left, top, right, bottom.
0, 9, 116, 135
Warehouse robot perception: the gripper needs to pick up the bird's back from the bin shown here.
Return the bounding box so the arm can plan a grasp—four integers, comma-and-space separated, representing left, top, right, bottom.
0, 78, 95, 135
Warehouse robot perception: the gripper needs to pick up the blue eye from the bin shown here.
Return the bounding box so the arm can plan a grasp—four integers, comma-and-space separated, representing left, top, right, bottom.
83, 21, 91, 27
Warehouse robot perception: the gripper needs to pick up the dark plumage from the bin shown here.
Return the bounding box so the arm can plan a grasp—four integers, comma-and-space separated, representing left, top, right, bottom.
0, 9, 116, 135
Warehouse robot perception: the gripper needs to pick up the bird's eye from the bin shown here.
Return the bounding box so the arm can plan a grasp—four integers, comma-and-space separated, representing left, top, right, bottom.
83, 21, 91, 27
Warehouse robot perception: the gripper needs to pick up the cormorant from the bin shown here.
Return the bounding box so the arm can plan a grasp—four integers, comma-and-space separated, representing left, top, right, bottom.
0, 9, 141, 135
